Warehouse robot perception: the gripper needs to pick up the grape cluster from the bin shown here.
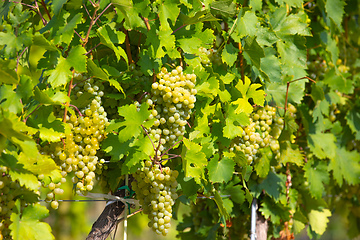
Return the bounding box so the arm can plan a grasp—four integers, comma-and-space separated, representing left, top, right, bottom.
198, 47, 213, 65
59, 78, 108, 193
198, 47, 222, 66
144, 66, 197, 155
41, 76, 108, 209
230, 105, 284, 163
131, 160, 179, 236
190, 198, 219, 232
0, 166, 30, 239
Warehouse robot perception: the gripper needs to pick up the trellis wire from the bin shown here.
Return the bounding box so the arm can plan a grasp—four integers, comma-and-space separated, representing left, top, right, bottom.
40, 195, 232, 202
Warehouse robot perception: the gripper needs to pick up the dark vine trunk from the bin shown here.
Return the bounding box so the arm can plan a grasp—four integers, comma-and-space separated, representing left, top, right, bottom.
86, 201, 125, 240
86, 184, 129, 240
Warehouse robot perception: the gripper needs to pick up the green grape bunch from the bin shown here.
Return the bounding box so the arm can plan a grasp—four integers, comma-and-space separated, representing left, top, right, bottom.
230, 105, 284, 163
142, 66, 197, 156
39, 75, 109, 209
0, 166, 37, 239
131, 160, 179, 236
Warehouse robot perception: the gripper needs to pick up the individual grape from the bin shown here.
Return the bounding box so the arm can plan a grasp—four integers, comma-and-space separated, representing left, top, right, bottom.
51, 200, 59, 209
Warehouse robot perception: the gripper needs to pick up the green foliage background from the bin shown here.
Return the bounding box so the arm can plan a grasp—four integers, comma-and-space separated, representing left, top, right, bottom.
0, 0, 360, 239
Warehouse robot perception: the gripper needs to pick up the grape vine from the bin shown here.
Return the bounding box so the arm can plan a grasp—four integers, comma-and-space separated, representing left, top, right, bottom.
0, 0, 360, 239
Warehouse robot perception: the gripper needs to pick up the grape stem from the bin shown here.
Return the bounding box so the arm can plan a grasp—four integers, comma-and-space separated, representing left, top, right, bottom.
284, 76, 315, 117
63, 73, 74, 123
117, 208, 143, 223
39, 0, 51, 20
72, 76, 92, 89
16, 47, 28, 73
23, 104, 43, 123
124, 29, 133, 64
67, 104, 83, 117
141, 125, 156, 154
85, 42, 101, 56
159, 138, 183, 159
138, 92, 148, 103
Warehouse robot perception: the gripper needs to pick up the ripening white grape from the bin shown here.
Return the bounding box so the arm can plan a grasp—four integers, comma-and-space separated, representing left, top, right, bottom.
132, 160, 178, 236
230, 105, 285, 163
140, 66, 197, 155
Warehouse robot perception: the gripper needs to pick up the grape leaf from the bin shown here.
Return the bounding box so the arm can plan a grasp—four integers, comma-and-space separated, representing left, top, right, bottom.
196, 76, 219, 99
116, 103, 154, 142
177, 171, 201, 201
0, 110, 39, 156
328, 147, 360, 187
194, 27, 216, 46
18, 152, 60, 176
66, 45, 86, 72
304, 160, 329, 199
9, 170, 39, 191
177, 37, 202, 54
233, 10, 259, 39
277, 37, 307, 69
86, 59, 109, 80
325, 0, 345, 30
181, 10, 218, 26
210, 0, 237, 18
52, 0, 67, 15
249, 0, 262, 11
97, 23, 127, 62
1, 152, 39, 191
102, 133, 132, 160
222, 184, 245, 204
45, 56, 71, 88
323, 68, 354, 94
232, 76, 265, 113
158, 29, 179, 59
213, 190, 230, 220
260, 197, 290, 224
16, 75, 34, 102
158, 0, 179, 31
182, 138, 207, 184
260, 49, 282, 83
0, 59, 19, 84
207, 155, 235, 183
274, 0, 303, 7
307, 132, 336, 159
220, 72, 235, 84
280, 145, 304, 166
243, 37, 265, 70
0, 28, 32, 57
222, 43, 239, 67
271, 8, 311, 37
10, 201, 54, 240
33, 87, 70, 105
346, 108, 360, 140
312, 99, 329, 123
250, 171, 285, 202
254, 147, 271, 178
308, 209, 331, 235
0, 84, 22, 114
56, 12, 82, 45
32, 33, 58, 51
223, 104, 249, 139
